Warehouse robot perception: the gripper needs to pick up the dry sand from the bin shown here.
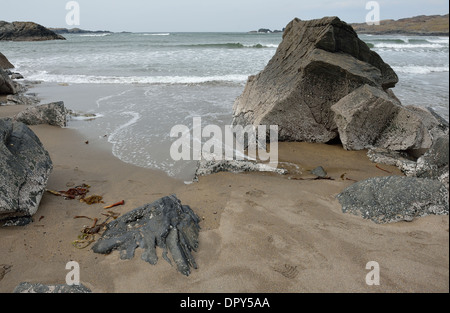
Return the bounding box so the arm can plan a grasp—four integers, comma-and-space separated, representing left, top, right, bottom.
0, 106, 448, 293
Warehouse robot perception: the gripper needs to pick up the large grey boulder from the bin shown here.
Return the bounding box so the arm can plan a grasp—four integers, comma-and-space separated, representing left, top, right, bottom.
13, 101, 68, 127
0, 52, 14, 69
0, 119, 53, 226
331, 85, 448, 151
0, 68, 16, 95
337, 176, 449, 224
232, 16, 398, 142
92, 195, 200, 276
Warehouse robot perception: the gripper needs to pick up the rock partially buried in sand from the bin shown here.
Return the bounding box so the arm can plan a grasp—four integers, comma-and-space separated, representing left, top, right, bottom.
13, 282, 91, 293
92, 195, 200, 276
232, 16, 398, 143
0, 119, 53, 226
337, 176, 449, 224
194, 158, 287, 181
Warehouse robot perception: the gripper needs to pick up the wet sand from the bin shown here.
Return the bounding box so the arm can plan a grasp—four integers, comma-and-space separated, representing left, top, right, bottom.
0, 105, 448, 293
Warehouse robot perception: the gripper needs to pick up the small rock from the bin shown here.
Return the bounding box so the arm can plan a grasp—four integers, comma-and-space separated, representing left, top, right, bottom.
311, 166, 327, 178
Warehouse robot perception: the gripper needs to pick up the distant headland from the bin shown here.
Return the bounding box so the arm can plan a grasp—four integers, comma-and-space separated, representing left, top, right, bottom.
251, 14, 449, 36
351, 14, 449, 36
48, 28, 112, 35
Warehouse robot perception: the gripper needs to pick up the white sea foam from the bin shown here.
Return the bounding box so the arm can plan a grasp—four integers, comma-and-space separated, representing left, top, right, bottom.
79, 33, 111, 37
69, 113, 104, 121
142, 33, 170, 36
374, 43, 445, 49
26, 72, 249, 85
392, 65, 449, 74
108, 111, 141, 145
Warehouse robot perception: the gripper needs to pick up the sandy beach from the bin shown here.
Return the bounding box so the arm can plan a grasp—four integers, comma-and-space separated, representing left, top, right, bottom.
0, 102, 448, 293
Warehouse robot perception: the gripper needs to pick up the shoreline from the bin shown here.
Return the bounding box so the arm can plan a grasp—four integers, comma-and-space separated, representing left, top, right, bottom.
1, 103, 448, 292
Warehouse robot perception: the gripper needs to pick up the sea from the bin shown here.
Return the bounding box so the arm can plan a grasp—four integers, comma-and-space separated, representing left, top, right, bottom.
1, 32, 448, 181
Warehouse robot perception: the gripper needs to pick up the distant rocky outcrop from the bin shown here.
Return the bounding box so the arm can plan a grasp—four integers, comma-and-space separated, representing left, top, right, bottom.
351, 14, 449, 36
0, 21, 66, 41
0, 118, 53, 226
49, 27, 112, 35
0, 52, 14, 69
233, 16, 398, 143
249, 28, 284, 34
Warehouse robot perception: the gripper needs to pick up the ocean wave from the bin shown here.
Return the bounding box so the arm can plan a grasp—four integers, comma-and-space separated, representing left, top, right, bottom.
392, 65, 449, 74
182, 42, 278, 49
141, 33, 170, 36
79, 33, 111, 37
374, 42, 445, 49
26, 72, 249, 85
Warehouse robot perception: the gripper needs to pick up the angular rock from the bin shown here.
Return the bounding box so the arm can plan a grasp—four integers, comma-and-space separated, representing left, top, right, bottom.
0, 21, 66, 41
13, 282, 91, 293
232, 17, 398, 142
337, 176, 449, 224
13, 101, 68, 127
415, 135, 449, 184
0, 68, 16, 95
0, 119, 53, 226
0, 52, 14, 69
332, 85, 449, 151
92, 195, 200, 276
311, 166, 328, 178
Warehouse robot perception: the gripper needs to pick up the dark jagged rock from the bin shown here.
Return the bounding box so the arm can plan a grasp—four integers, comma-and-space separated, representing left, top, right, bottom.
0, 119, 53, 226
337, 176, 449, 224
14, 282, 91, 293
232, 17, 398, 143
0, 21, 66, 41
92, 195, 200, 276
0, 52, 14, 69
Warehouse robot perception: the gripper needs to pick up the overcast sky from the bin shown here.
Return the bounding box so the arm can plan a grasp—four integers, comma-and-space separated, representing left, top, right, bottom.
1, 0, 448, 32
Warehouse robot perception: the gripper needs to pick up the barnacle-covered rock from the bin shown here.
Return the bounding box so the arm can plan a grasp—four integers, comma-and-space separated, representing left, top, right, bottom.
92, 195, 200, 276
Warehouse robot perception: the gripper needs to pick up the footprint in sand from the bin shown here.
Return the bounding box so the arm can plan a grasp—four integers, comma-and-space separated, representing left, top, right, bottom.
245, 189, 266, 197
272, 263, 300, 279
